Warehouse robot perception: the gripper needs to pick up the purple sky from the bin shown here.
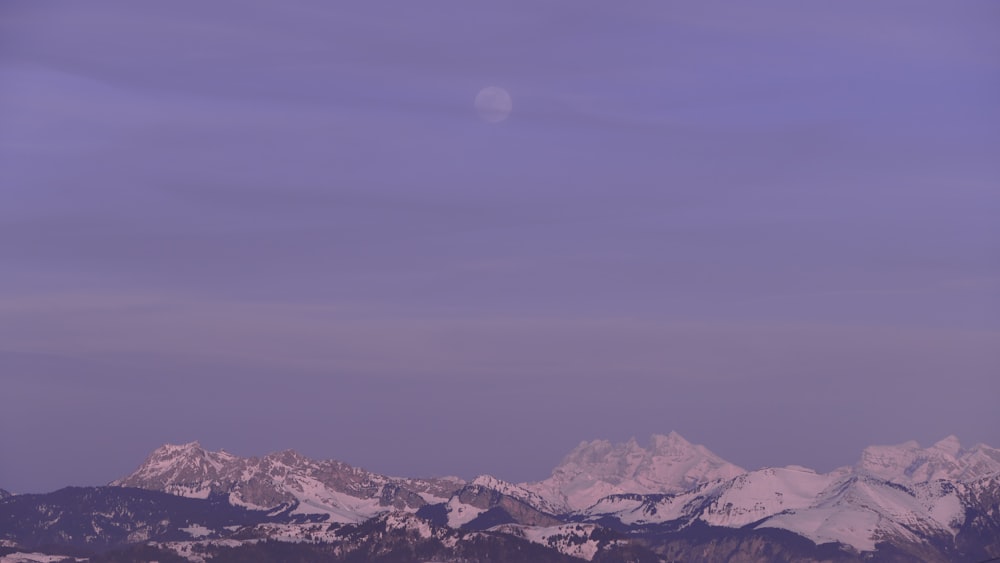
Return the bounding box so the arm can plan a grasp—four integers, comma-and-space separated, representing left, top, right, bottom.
2, 1, 998, 493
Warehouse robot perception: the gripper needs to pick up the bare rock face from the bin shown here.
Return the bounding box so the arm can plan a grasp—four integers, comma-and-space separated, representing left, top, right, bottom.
378, 483, 428, 510
112, 442, 244, 498
453, 483, 563, 528
112, 442, 464, 522
955, 473, 1000, 557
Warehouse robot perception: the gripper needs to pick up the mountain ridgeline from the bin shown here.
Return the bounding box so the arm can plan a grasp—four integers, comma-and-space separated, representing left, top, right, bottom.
2, 432, 999, 562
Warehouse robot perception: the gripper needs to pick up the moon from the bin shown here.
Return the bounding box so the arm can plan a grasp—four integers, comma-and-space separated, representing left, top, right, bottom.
474, 86, 512, 123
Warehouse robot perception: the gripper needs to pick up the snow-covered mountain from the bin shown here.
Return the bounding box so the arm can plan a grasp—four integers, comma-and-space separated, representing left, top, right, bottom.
574, 435, 1000, 554
857, 435, 1000, 483
438, 477, 564, 530
521, 431, 745, 512
109, 433, 1000, 553
584, 465, 840, 526
9, 432, 998, 561
112, 441, 463, 522
582, 465, 967, 552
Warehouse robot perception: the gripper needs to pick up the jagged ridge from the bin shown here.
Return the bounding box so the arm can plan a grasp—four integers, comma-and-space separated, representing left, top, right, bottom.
14, 432, 993, 561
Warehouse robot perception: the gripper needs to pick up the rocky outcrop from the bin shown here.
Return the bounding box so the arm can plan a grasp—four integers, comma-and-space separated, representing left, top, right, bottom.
455, 483, 564, 528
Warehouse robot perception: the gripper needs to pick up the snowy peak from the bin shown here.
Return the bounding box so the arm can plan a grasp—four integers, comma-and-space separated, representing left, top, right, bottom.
699, 466, 838, 528
959, 443, 1000, 481
583, 465, 839, 527
752, 472, 967, 552
112, 442, 465, 522
24, 434, 1000, 560
648, 431, 694, 455
930, 434, 962, 457
857, 436, 1000, 484
567, 435, 997, 553
580, 465, 969, 553
467, 475, 560, 515
471, 474, 520, 492
521, 432, 745, 511
112, 441, 239, 498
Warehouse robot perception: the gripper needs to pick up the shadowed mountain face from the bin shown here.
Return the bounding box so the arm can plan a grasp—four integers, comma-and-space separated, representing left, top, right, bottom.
3, 434, 999, 562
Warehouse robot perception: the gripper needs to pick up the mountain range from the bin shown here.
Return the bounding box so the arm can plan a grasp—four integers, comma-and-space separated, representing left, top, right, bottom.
2, 433, 999, 562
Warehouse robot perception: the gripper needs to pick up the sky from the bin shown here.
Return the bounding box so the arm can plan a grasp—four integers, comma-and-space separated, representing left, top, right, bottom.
1, 1, 998, 493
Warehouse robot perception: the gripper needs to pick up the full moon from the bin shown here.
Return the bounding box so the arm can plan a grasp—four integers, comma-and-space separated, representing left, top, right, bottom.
474, 86, 512, 123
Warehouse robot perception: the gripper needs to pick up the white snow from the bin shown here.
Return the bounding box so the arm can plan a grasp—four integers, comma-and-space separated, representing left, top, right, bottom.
114, 441, 464, 525
227, 492, 271, 511
471, 474, 560, 513
700, 466, 837, 527
0, 554, 84, 563
580, 463, 972, 553
418, 492, 451, 505
522, 432, 745, 512
109, 434, 1000, 556
858, 436, 1000, 484
498, 523, 604, 560
584, 495, 646, 520
179, 524, 212, 538
284, 474, 385, 523
923, 488, 964, 531
158, 538, 252, 563
758, 506, 881, 551
384, 512, 434, 539
445, 496, 485, 527
753, 473, 965, 551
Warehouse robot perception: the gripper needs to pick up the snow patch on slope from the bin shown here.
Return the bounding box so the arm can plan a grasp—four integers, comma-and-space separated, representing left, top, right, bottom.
471, 474, 560, 514
445, 496, 484, 528
493, 523, 606, 560
754, 474, 965, 551
700, 466, 837, 527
